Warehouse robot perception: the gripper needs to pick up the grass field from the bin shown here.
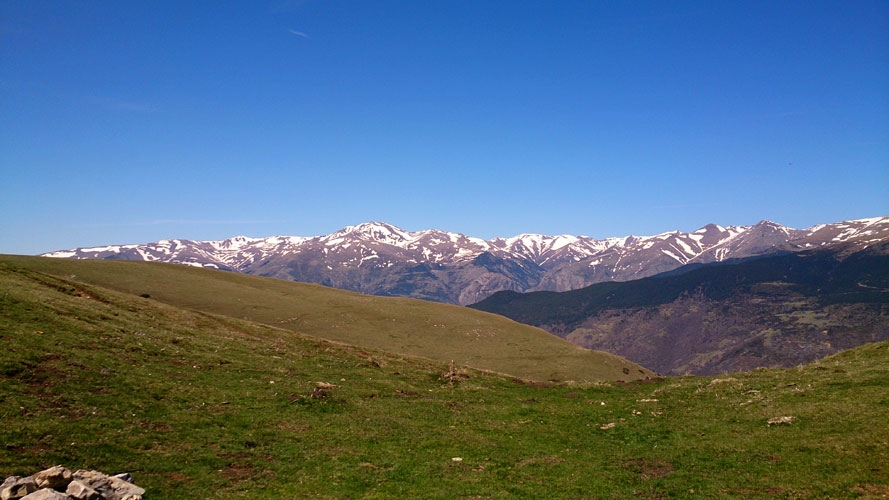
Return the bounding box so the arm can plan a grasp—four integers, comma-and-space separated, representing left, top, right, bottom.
2, 256, 888, 498
0, 256, 652, 384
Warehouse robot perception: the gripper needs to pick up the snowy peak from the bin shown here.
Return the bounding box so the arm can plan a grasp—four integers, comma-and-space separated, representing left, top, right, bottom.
690, 223, 741, 246
490, 233, 623, 267
325, 222, 413, 246
211, 235, 261, 250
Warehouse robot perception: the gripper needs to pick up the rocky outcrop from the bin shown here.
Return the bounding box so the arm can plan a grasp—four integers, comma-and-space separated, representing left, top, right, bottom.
1, 467, 144, 500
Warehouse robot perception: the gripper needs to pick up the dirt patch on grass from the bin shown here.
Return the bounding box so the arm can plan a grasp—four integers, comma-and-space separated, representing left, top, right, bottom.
635, 376, 665, 384
516, 456, 564, 468
393, 389, 420, 397
277, 421, 310, 433
624, 458, 674, 479
511, 378, 552, 388
219, 463, 255, 483
851, 484, 889, 499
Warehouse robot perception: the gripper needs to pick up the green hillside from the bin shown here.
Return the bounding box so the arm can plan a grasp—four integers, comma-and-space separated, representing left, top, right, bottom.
0, 256, 651, 384
2, 255, 888, 498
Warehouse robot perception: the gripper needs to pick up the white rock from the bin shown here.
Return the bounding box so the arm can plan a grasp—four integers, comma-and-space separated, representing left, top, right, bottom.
767, 416, 795, 425
20, 489, 69, 500
107, 477, 144, 499
65, 480, 99, 500
33, 466, 73, 490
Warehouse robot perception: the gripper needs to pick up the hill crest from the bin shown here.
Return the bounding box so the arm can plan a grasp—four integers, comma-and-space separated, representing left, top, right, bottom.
1, 255, 654, 383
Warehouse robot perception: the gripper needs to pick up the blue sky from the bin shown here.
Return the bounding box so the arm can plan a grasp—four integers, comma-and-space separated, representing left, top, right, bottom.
2, 1, 887, 255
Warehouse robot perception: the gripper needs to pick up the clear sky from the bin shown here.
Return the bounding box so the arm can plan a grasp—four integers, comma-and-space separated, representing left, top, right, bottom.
2, 1, 887, 255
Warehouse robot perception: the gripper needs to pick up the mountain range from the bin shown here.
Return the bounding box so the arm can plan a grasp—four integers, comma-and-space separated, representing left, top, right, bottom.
43, 216, 889, 305
471, 238, 889, 375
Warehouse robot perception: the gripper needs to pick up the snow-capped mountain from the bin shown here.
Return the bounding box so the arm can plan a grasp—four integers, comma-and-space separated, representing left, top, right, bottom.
42, 216, 889, 305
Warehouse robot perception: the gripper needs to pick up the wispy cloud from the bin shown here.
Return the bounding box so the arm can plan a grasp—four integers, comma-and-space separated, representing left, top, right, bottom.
89, 95, 159, 113
289, 29, 309, 38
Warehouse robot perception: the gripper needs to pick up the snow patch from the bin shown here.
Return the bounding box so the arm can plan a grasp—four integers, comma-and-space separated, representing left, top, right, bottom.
44, 251, 77, 258
673, 238, 697, 255
81, 245, 125, 253
177, 261, 205, 268
359, 254, 380, 267
660, 249, 686, 263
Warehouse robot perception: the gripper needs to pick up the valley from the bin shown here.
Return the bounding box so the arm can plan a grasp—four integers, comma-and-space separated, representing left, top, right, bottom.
472, 241, 889, 375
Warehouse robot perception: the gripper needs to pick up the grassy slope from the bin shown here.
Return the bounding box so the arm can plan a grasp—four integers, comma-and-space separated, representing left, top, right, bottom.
0, 256, 650, 384
2, 257, 889, 498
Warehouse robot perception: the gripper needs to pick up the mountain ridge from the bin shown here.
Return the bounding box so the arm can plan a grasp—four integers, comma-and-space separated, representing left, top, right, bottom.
42, 216, 889, 305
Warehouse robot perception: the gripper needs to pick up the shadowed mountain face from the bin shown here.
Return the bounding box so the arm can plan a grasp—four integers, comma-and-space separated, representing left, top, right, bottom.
470, 241, 889, 375
42, 217, 889, 305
